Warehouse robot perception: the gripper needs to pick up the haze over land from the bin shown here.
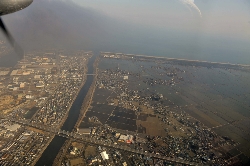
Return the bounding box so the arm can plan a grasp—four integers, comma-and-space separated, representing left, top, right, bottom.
1, 0, 250, 64
0, 1, 250, 165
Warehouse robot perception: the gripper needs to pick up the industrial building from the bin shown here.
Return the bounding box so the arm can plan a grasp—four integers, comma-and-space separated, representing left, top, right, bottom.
77, 128, 91, 135
118, 134, 133, 144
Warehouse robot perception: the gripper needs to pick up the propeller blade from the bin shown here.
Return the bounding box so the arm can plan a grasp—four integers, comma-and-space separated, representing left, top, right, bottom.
0, 17, 24, 59
0, 17, 14, 46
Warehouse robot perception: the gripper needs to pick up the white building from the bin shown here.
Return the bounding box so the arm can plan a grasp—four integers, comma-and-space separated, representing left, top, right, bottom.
100, 151, 109, 160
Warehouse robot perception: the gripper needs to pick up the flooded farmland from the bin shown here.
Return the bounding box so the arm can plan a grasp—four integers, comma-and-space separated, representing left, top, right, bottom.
80, 53, 250, 164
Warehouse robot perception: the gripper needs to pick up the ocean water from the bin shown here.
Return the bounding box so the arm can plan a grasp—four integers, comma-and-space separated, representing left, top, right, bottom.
1, 27, 250, 67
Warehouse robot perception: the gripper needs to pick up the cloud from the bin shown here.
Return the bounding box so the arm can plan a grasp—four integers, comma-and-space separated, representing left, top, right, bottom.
180, 0, 202, 17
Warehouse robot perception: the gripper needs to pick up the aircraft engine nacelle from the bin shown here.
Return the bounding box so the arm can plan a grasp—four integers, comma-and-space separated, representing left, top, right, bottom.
0, 0, 33, 16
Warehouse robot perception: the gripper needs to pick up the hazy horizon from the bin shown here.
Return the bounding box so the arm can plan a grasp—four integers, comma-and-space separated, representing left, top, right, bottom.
1, 0, 250, 64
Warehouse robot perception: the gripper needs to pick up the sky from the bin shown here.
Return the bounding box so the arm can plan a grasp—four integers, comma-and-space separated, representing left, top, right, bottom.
1, 0, 250, 65
73, 0, 250, 40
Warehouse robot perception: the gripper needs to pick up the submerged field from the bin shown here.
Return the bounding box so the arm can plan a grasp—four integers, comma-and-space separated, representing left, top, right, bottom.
81, 55, 250, 162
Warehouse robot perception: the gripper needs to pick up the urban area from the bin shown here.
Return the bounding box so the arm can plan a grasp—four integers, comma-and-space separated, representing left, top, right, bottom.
0, 50, 250, 166
0, 50, 90, 165
54, 53, 250, 166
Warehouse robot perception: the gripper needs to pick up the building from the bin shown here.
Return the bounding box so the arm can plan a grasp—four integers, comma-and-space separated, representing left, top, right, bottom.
10, 70, 18, 76
100, 151, 109, 160
118, 134, 133, 144
36, 83, 44, 88
6, 124, 21, 131
20, 83, 25, 88
26, 95, 33, 99
22, 71, 30, 75
78, 128, 91, 135
34, 75, 41, 79
0, 71, 9, 76
115, 133, 121, 138
13, 87, 19, 91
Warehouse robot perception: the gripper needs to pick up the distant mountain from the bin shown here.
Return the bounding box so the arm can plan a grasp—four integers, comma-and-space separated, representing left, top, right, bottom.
2, 0, 120, 51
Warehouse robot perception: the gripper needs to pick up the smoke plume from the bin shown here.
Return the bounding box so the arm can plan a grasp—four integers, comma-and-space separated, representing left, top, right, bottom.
181, 0, 202, 17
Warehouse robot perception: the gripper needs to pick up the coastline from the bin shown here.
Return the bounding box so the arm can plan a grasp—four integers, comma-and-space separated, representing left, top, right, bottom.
102, 52, 250, 70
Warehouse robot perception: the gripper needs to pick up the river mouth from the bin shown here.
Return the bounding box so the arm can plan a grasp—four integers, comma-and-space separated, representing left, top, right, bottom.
35, 55, 96, 166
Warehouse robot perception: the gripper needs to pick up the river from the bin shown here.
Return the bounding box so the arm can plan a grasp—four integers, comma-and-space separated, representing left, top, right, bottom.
35, 55, 96, 166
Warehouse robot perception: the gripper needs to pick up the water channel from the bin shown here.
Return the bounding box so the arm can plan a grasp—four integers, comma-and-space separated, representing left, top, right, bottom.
35, 55, 96, 166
